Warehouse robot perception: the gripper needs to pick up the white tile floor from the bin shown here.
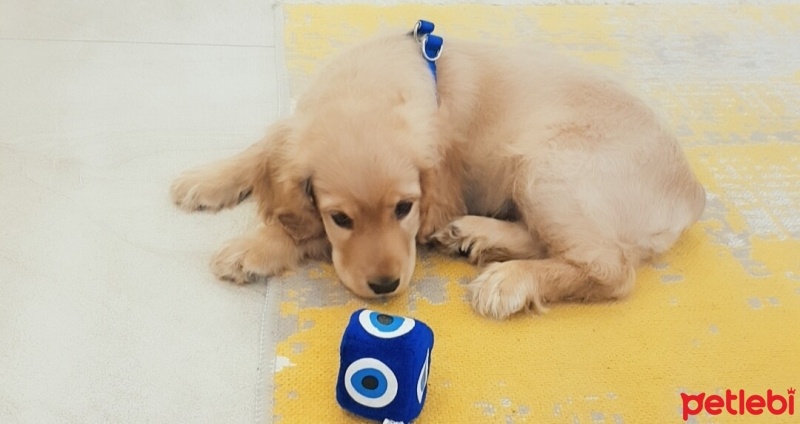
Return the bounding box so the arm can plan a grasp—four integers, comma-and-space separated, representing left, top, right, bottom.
0, 1, 283, 422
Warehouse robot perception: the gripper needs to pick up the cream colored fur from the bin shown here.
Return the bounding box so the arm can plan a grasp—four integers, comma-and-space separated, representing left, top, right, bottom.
171, 31, 705, 319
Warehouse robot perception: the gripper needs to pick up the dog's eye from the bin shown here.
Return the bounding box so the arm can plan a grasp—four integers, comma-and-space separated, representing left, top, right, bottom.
331, 212, 353, 229
394, 201, 413, 220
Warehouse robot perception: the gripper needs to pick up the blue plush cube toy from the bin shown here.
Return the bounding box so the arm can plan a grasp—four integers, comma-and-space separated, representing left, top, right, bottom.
336, 309, 434, 423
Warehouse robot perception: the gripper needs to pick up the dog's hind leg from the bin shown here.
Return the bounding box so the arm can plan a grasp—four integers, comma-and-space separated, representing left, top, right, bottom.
431, 215, 546, 266
468, 242, 637, 320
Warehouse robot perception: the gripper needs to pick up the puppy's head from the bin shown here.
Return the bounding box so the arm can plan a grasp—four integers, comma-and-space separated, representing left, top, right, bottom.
311, 156, 421, 298
259, 42, 447, 296
308, 124, 427, 298
286, 91, 438, 298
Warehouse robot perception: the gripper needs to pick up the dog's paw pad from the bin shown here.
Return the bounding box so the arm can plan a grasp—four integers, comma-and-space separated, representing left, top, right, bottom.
237, 189, 253, 203
457, 241, 475, 258
245, 271, 268, 284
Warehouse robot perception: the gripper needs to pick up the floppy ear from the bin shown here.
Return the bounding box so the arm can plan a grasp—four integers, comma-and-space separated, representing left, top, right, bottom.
417, 145, 466, 243
271, 177, 324, 242
253, 121, 325, 242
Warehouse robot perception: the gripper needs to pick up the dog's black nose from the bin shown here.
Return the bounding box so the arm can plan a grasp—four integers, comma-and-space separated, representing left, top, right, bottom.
368, 277, 400, 295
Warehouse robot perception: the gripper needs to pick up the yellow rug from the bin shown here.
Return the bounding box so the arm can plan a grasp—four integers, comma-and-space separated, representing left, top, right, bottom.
268, 5, 800, 423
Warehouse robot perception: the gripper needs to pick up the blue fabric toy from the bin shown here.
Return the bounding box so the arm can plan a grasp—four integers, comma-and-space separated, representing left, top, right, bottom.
336, 309, 434, 423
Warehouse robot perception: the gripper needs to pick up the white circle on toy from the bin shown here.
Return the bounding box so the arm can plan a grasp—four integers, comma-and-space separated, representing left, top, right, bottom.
344, 357, 399, 408
417, 349, 430, 403
358, 310, 416, 339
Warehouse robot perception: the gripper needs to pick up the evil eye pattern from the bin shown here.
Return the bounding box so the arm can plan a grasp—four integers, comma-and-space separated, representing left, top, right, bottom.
344, 358, 398, 408
417, 349, 430, 403
358, 310, 416, 339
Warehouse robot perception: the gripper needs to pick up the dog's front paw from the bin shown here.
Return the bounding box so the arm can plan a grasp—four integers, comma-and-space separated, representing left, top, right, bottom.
170, 168, 252, 212
210, 236, 288, 284
431, 217, 481, 263
468, 261, 546, 319
430, 216, 503, 265
432, 216, 544, 265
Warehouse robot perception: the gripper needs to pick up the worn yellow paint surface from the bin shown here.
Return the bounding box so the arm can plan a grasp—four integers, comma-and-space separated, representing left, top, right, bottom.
270, 5, 800, 423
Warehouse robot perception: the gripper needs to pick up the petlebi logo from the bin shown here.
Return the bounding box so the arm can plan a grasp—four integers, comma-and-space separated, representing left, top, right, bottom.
681, 388, 795, 421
